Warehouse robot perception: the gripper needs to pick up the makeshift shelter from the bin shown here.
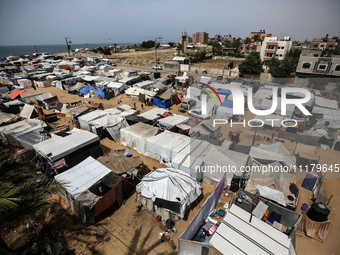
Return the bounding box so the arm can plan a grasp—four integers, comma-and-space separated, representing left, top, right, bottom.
189, 119, 221, 139
43, 96, 59, 110
79, 85, 96, 96
0, 111, 20, 126
307, 123, 329, 137
69, 82, 86, 93
55, 156, 123, 226
209, 204, 297, 255
249, 142, 296, 168
157, 114, 190, 129
124, 87, 156, 100
77, 110, 108, 131
314, 96, 338, 109
107, 82, 126, 96
71, 105, 96, 120
88, 115, 129, 141
20, 104, 38, 119
0, 119, 48, 148
97, 150, 143, 175
7, 89, 28, 99
172, 139, 215, 181
120, 122, 159, 155
144, 131, 190, 163
332, 129, 340, 151
33, 128, 102, 168
20, 89, 42, 104
294, 143, 319, 168
0, 100, 25, 114
35, 93, 53, 106
138, 108, 167, 122
135, 168, 201, 219
216, 99, 233, 119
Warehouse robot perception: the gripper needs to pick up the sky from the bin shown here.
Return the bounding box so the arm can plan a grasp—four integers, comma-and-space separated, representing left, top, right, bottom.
0, 0, 339, 46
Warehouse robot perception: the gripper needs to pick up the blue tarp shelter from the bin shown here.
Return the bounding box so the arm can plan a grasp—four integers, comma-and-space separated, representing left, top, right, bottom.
96, 62, 106, 65
153, 97, 169, 109
8, 75, 26, 82
218, 89, 231, 97
95, 87, 105, 98
79, 85, 96, 95
222, 99, 233, 108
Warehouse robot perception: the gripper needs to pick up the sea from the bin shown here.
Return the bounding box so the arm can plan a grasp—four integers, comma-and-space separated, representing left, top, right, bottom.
0, 43, 133, 58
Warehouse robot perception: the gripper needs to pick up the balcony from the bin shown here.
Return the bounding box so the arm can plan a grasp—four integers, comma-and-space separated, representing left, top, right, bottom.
265, 49, 276, 53
263, 57, 272, 60
266, 42, 278, 45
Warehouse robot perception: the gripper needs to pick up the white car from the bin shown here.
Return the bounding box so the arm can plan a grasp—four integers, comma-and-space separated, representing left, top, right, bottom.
152, 65, 163, 70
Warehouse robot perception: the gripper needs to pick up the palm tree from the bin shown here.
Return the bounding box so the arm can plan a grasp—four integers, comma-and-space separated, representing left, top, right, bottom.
0, 148, 64, 251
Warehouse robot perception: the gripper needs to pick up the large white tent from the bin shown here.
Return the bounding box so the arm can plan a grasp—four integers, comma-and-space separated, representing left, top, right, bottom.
144, 131, 190, 163
120, 122, 159, 154
136, 168, 201, 218
77, 110, 109, 131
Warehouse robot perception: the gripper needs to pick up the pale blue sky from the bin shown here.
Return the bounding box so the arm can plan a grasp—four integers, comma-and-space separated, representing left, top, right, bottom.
0, 0, 339, 46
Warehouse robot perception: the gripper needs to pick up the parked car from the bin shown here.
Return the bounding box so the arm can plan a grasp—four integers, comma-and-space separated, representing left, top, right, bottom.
188, 109, 210, 119
181, 99, 196, 110
152, 65, 163, 70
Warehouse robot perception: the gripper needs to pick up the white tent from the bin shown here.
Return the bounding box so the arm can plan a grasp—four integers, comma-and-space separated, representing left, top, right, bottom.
332, 129, 340, 150
314, 96, 338, 109
133, 80, 154, 90
136, 168, 201, 218
158, 114, 190, 128
120, 122, 159, 155
210, 204, 296, 255
55, 156, 112, 199
125, 87, 156, 100
88, 115, 129, 141
203, 146, 248, 187
144, 131, 190, 163
77, 110, 109, 131
138, 108, 167, 121
33, 128, 100, 164
249, 142, 296, 168
20, 104, 38, 119
0, 119, 47, 148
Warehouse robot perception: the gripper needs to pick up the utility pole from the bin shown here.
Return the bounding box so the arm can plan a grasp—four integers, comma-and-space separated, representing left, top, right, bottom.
34, 45, 38, 54
155, 37, 162, 67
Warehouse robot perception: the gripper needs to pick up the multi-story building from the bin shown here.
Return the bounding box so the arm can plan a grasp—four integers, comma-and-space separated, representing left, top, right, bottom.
311, 38, 338, 50
296, 49, 340, 77
222, 34, 233, 42
192, 32, 209, 44
260, 36, 292, 61
249, 30, 272, 40
239, 41, 262, 54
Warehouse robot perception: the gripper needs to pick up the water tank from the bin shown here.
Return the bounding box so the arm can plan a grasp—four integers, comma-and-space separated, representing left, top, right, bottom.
306, 202, 330, 222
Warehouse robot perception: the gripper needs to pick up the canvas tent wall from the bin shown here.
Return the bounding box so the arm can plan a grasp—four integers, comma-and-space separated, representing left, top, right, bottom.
172, 139, 215, 181
0, 111, 20, 126
202, 146, 248, 187
314, 96, 338, 109
88, 115, 129, 141
77, 110, 109, 131
0, 119, 48, 148
20, 104, 38, 119
20, 88, 42, 104
138, 108, 167, 122
33, 128, 102, 168
189, 119, 221, 139
144, 131, 190, 163
332, 129, 340, 150
120, 122, 159, 155
124, 87, 156, 100
178, 176, 226, 255
36, 93, 53, 106
135, 168, 201, 219
216, 99, 233, 119
249, 142, 296, 168
158, 114, 190, 128
55, 156, 123, 226
43, 96, 59, 110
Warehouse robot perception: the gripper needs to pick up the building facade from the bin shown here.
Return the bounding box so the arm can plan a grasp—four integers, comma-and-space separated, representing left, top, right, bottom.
260, 37, 292, 61
249, 30, 272, 40
311, 38, 338, 50
296, 49, 340, 77
239, 41, 262, 54
192, 32, 209, 44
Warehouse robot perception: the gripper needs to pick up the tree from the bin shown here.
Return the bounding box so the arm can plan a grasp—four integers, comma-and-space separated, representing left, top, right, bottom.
103, 48, 111, 55
238, 51, 263, 74
267, 57, 295, 78
141, 40, 155, 49
0, 149, 63, 251
212, 42, 222, 56
168, 42, 175, 48
253, 34, 262, 42
232, 37, 242, 49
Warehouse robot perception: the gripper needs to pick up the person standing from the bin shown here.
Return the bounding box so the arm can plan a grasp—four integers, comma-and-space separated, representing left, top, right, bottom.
141, 103, 144, 109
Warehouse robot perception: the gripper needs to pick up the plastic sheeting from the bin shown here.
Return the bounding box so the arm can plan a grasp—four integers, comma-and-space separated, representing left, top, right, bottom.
78, 110, 108, 131
153, 97, 169, 109
89, 115, 129, 141
79, 85, 96, 95
158, 114, 189, 127
136, 168, 201, 218
120, 122, 159, 155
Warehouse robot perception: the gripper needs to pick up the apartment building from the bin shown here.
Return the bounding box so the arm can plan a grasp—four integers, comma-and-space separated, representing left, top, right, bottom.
260, 37, 292, 61
249, 30, 272, 40
311, 38, 338, 50
192, 32, 209, 44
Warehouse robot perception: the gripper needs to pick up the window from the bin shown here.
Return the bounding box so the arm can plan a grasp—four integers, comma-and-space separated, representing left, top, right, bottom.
277, 46, 281, 49
276, 54, 279, 56
281, 46, 284, 49
314, 54, 319, 57
320, 45, 325, 48
280, 54, 283, 57
302, 63, 311, 69
335, 65, 340, 71
318, 64, 326, 70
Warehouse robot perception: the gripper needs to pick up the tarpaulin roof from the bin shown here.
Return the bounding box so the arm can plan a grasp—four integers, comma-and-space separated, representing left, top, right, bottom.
96, 62, 106, 65
7, 90, 28, 99
95, 87, 105, 98
136, 168, 201, 218
55, 156, 111, 199
222, 99, 233, 108
79, 85, 96, 95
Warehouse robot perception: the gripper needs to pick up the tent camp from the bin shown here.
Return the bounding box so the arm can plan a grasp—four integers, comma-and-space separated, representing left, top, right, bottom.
33, 128, 102, 168
138, 108, 167, 122
120, 122, 159, 155
88, 115, 129, 141
20, 88, 42, 104
216, 99, 233, 119
144, 131, 190, 163
135, 168, 201, 219
1, 100, 25, 114
77, 110, 109, 131
35, 93, 53, 106
69, 82, 86, 93
55, 156, 123, 226
0, 119, 48, 148
124, 87, 156, 100
189, 119, 221, 139
43, 96, 59, 110
157, 114, 190, 129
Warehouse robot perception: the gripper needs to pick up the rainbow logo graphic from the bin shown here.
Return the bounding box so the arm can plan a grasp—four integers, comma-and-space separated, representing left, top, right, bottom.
198, 82, 222, 107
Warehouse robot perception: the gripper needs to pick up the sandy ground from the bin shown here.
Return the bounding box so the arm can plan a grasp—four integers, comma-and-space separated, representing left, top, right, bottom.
1, 84, 340, 254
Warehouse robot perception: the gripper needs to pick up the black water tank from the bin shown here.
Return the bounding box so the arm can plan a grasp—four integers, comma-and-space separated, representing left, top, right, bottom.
306, 202, 330, 222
